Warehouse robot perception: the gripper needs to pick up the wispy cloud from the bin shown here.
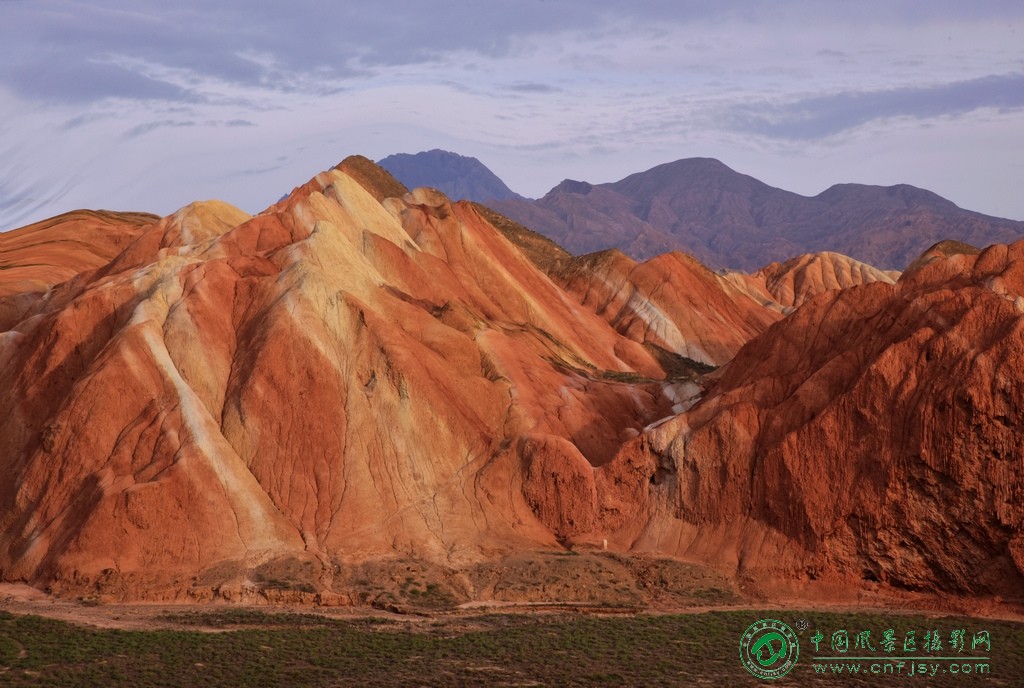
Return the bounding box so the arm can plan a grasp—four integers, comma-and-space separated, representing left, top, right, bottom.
62, 112, 116, 130
4, 59, 191, 104
728, 72, 1024, 139
0, 174, 78, 230
504, 82, 563, 94
235, 161, 288, 176
123, 119, 196, 140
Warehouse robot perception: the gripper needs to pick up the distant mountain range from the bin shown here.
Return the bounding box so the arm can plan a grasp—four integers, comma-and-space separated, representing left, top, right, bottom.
381, 151, 1023, 271
378, 150, 521, 203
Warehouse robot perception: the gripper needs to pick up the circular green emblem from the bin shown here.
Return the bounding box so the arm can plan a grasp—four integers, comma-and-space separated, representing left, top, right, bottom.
739, 619, 799, 680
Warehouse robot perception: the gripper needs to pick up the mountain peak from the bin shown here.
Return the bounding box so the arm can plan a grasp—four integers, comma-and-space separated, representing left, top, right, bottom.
549, 179, 594, 196
377, 149, 521, 203
661, 157, 733, 171
612, 157, 771, 195
334, 155, 409, 201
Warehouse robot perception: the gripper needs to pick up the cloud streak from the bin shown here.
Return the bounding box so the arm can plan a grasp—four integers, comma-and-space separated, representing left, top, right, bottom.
6, 1, 1017, 105
123, 120, 196, 140
504, 82, 563, 94
729, 72, 1024, 139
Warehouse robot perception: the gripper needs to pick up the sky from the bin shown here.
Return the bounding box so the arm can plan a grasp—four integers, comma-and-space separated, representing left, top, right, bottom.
1, 0, 1022, 231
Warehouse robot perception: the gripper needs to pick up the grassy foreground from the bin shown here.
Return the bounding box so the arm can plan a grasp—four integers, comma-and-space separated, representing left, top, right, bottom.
0, 608, 1021, 686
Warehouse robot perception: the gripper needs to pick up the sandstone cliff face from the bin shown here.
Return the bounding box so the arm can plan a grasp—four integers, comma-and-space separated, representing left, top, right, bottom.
591, 241, 1024, 596
0, 161, 688, 600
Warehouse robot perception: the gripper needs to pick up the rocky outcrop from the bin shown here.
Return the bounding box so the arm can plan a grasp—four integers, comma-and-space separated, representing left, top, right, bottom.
555, 250, 782, 367
904, 239, 982, 274
591, 240, 1024, 597
753, 250, 900, 308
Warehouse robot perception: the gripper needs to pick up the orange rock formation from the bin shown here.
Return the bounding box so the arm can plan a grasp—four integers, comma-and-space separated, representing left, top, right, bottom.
555, 250, 782, 366
593, 242, 1024, 596
0, 210, 158, 329
753, 251, 900, 308
0, 160, 683, 600
2, 157, 1019, 608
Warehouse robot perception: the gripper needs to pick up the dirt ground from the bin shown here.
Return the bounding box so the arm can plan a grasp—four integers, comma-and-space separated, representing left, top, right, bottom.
3, 550, 1022, 632
3, 565, 1022, 634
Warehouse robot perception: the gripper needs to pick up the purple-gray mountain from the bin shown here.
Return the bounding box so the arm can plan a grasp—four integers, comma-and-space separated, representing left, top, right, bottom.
380, 151, 1023, 271
378, 150, 521, 204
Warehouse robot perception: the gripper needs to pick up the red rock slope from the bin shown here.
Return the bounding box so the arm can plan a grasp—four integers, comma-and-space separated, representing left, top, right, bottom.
555, 249, 783, 366
0, 210, 158, 297
591, 241, 1024, 597
752, 250, 900, 308
0, 159, 693, 600
0, 210, 158, 329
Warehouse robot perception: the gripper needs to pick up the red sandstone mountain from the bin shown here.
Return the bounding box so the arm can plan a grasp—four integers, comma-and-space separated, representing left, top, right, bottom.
0, 210, 158, 327
490, 158, 1024, 271
1, 156, 1019, 609
1, 157, 758, 601
586, 241, 1024, 597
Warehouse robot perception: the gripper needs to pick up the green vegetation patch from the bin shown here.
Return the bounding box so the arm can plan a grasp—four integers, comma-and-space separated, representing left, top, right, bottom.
0, 609, 1020, 686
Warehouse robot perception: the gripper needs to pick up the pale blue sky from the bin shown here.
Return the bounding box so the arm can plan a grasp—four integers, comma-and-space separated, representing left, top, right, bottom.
1, 0, 1022, 230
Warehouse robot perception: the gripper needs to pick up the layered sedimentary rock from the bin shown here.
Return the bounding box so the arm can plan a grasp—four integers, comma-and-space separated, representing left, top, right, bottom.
0, 209, 158, 297
2, 155, 1020, 607
904, 239, 982, 273
0, 159, 685, 600
0, 210, 158, 329
591, 241, 1024, 596
554, 250, 782, 366
752, 251, 900, 308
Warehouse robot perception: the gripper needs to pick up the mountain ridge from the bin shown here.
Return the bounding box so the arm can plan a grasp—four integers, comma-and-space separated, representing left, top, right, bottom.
375, 151, 1022, 270
493, 157, 1024, 270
